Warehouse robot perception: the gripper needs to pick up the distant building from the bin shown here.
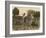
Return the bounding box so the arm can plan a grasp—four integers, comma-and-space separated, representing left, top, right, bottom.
24, 16, 32, 25
13, 15, 24, 25
13, 9, 34, 26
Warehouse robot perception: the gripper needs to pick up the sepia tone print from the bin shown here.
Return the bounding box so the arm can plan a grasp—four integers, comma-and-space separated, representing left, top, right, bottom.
12, 7, 40, 30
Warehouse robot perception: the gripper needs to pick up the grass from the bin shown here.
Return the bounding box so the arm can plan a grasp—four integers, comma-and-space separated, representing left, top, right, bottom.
13, 22, 39, 31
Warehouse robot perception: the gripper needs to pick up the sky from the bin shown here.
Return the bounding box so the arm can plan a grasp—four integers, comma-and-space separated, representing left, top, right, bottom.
10, 4, 40, 16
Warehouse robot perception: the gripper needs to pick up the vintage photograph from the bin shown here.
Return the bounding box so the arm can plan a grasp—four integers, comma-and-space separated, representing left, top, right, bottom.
12, 7, 40, 30
5, 1, 44, 37
10, 3, 43, 35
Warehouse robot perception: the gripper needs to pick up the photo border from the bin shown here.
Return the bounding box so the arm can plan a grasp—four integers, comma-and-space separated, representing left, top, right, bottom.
5, 1, 45, 37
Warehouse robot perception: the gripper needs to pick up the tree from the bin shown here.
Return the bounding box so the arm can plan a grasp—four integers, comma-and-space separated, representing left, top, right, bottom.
27, 10, 31, 16
32, 11, 40, 27
13, 7, 19, 16
27, 10, 35, 16
31, 21, 38, 28
33, 11, 40, 18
